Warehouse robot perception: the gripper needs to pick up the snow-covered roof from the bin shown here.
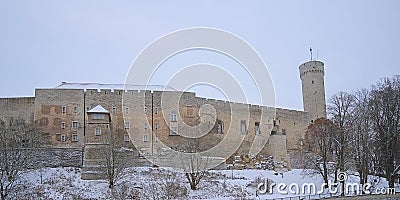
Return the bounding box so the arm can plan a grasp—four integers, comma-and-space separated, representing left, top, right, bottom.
87, 105, 109, 114
55, 82, 176, 91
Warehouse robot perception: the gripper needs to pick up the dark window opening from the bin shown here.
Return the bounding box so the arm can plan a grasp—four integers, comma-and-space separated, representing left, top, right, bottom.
240, 120, 247, 134
217, 120, 223, 134
255, 122, 260, 135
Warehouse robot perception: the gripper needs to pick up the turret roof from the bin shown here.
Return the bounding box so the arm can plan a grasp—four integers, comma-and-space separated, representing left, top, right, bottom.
87, 105, 109, 114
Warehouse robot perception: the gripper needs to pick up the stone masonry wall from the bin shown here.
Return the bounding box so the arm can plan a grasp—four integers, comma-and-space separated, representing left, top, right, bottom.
34, 89, 85, 148
0, 87, 317, 170
0, 97, 35, 123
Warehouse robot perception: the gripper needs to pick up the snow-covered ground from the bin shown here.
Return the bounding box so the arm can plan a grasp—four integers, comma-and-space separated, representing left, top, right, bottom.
8, 167, 400, 199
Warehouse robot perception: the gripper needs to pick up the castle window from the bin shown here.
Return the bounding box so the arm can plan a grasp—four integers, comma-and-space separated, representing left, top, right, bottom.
240, 120, 247, 134
73, 107, 78, 113
143, 134, 148, 142
273, 120, 277, 126
124, 121, 130, 129
61, 134, 66, 142
170, 111, 177, 122
255, 122, 260, 135
217, 120, 223, 134
154, 107, 158, 114
312, 80, 314, 84
62, 106, 66, 114
282, 129, 286, 135
112, 107, 116, 113
170, 127, 178, 135
271, 130, 276, 135
125, 107, 129, 114
186, 106, 194, 117
144, 122, 148, 130
124, 134, 130, 142
86, 107, 90, 111
95, 127, 101, 136
61, 122, 66, 129
72, 121, 78, 129
144, 106, 147, 114
154, 123, 159, 130
92, 114, 105, 120
72, 134, 78, 142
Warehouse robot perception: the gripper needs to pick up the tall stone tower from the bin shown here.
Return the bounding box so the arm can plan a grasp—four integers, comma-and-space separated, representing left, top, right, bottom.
299, 60, 327, 121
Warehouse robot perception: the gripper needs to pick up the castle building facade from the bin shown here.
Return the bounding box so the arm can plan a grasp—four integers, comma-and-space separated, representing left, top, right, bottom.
0, 60, 327, 174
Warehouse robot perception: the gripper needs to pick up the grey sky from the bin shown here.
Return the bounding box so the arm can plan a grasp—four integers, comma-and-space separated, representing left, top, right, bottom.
0, 1, 399, 111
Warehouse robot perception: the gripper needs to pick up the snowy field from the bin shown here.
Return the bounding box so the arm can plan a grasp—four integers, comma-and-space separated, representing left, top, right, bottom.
8, 167, 400, 199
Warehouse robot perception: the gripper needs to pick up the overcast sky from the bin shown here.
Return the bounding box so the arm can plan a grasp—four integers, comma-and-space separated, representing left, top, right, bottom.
0, 1, 399, 110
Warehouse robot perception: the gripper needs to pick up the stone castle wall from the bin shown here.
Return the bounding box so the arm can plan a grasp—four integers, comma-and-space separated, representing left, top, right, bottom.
0, 97, 35, 123
0, 58, 330, 176
275, 108, 311, 151
34, 89, 85, 148
0, 88, 313, 168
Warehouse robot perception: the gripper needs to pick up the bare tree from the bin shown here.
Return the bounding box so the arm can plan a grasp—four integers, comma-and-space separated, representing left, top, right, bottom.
110, 181, 140, 200
303, 117, 336, 188
142, 170, 188, 200
182, 153, 209, 190
0, 118, 42, 200
368, 75, 400, 188
178, 138, 210, 190
97, 133, 128, 189
351, 89, 374, 187
328, 92, 355, 195
303, 75, 400, 191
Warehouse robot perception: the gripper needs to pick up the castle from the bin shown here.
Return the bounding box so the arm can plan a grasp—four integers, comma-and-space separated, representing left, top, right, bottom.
0, 60, 326, 178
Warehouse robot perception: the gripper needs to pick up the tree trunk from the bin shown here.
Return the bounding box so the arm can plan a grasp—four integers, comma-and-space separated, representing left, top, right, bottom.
334, 168, 338, 184
190, 182, 197, 190
323, 163, 329, 188
388, 175, 395, 188
109, 179, 114, 189
340, 180, 345, 196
